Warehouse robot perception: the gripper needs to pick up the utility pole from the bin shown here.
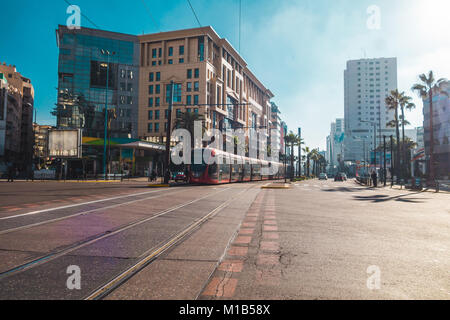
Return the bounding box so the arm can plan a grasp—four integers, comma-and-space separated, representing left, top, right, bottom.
390, 135, 394, 187
100, 49, 115, 180
383, 135, 387, 187
298, 127, 302, 177
164, 81, 174, 184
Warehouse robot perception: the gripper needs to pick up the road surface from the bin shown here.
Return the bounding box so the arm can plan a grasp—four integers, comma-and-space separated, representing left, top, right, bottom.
0, 179, 448, 300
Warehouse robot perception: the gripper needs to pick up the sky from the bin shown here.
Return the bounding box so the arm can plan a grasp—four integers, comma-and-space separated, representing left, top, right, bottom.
1, 0, 449, 150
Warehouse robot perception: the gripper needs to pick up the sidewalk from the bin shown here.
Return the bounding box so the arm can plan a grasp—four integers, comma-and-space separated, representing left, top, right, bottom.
354, 179, 450, 194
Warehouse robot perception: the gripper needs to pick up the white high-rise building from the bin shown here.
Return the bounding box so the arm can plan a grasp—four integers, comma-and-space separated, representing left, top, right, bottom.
326, 118, 345, 173
344, 57, 398, 164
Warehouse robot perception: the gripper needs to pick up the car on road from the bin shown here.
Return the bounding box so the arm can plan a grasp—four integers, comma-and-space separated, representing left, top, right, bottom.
334, 173, 347, 182
318, 173, 328, 180
173, 172, 187, 182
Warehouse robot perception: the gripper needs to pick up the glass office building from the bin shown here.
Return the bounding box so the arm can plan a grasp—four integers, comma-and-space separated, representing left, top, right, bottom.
55, 25, 140, 139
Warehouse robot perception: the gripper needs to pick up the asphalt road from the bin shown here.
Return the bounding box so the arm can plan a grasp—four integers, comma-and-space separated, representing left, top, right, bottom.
0, 179, 448, 300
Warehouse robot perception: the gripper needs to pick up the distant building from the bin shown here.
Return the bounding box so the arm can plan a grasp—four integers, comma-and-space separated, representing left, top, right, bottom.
33, 123, 54, 168
422, 81, 449, 179
55, 25, 140, 139
344, 57, 397, 164
326, 118, 345, 173
269, 102, 282, 153
0, 63, 34, 172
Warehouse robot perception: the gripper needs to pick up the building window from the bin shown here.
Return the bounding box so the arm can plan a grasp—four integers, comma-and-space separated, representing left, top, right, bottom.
155, 110, 160, 120
156, 72, 161, 81
194, 95, 199, 105
187, 69, 192, 79
194, 68, 200, 78
149, 72, 154, 82
152, 61, 156, 66
179, 45, 184, 55
152, 49, 157, 58
148, 85, 154, 94
194, 108, 198, 114
187, 82, 192, 92
156, 84, 160, 94
168, 59, 173, 65
186, 95, 192, 105
179, 58, 184, 64
155, 97, 160, 106
168, 47, 173, 56
148, 97, 153, 107
158, 48, 162, 57
148, 123, 153, 132
165, 109, 168, 119
148, 110, 153, 120
194, 81, 199, 92
155, 123, 159, 132
166, 83, 182, 103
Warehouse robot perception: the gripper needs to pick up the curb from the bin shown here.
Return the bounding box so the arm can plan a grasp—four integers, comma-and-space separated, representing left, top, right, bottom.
261, 183, 291, 189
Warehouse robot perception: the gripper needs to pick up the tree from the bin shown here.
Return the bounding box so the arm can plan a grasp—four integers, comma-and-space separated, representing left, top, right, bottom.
302, 146, 311, 177
284, 132, 302, 180
385, 89, 404, 180
174, 111, 205, 150
412, 71, 448, 182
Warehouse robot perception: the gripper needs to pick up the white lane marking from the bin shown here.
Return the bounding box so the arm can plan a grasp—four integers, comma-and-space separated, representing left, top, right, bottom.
0, 188, 171, 221
0, 189, 185, 235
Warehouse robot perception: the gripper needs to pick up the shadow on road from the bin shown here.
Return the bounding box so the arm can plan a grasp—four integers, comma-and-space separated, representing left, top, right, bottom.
352, 192, 429, 203
323, 187, 362, 193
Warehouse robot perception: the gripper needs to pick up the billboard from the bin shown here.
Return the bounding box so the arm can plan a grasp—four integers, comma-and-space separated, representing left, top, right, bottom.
48, 129, 82, 158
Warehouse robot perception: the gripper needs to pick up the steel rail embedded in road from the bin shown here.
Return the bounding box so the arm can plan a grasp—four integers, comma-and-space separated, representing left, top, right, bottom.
84, 185, 254, 300
0, 188, 174, 221
0, 187, 187, 235
0, 187, 232, 281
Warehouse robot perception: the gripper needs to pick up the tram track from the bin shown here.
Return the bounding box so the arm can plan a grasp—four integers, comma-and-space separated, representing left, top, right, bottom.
0, 186, 232, 281
0, 187, 187, 235
84, 184, 256, 300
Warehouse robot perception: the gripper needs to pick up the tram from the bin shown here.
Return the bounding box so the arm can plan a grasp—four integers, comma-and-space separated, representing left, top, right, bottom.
189, 148, 287, 185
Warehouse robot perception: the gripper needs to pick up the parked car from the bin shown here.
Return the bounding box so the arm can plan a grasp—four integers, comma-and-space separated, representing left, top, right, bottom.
334, 173, 347, 182
319, 173, 328, 180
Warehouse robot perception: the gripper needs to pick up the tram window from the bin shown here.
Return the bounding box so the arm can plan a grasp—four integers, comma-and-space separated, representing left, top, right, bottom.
208, 164, 218, 177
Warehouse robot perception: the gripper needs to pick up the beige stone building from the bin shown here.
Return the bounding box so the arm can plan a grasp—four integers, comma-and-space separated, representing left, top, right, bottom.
0, 63, 34, 170
137, 26, 274, 146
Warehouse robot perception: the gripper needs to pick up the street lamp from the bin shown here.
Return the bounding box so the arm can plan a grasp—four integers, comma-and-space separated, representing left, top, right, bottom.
100, 49, 115, 180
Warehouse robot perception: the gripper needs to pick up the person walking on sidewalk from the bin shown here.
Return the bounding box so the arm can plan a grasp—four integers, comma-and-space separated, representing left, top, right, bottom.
371, 170, 378, 188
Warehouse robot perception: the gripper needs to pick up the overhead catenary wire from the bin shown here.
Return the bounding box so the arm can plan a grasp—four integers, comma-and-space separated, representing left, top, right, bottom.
62, 0, 101, 29
187, 0, 202, 28
140, 0, 161, 33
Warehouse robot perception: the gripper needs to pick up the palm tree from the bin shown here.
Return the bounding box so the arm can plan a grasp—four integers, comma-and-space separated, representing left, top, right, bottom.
412, 71, 448, 182
302, 146, 311, 177
385, 89, 404, 180
398, 94, 415, 179
309, 149, 320, 177
174, 111, 205, 150
284, 132, 301, 180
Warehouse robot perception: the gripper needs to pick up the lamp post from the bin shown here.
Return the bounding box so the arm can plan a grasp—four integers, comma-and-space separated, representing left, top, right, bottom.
100, 49, 115, 180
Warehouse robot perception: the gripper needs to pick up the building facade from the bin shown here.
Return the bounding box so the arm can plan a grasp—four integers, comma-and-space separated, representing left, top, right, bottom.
0, 63, 34, 172
326, 118, 345, 173
33, 123, 54, 168
344, 58, 397, 164
137, 27, 274, 150
55, 25, 140, 139
269, 102, 282, 154
422, 81, 449, 179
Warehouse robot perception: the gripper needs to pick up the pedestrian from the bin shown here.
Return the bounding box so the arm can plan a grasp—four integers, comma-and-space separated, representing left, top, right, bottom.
151, 170, 156, 182
371, 170, 378, 188
7, 164, 15, 182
